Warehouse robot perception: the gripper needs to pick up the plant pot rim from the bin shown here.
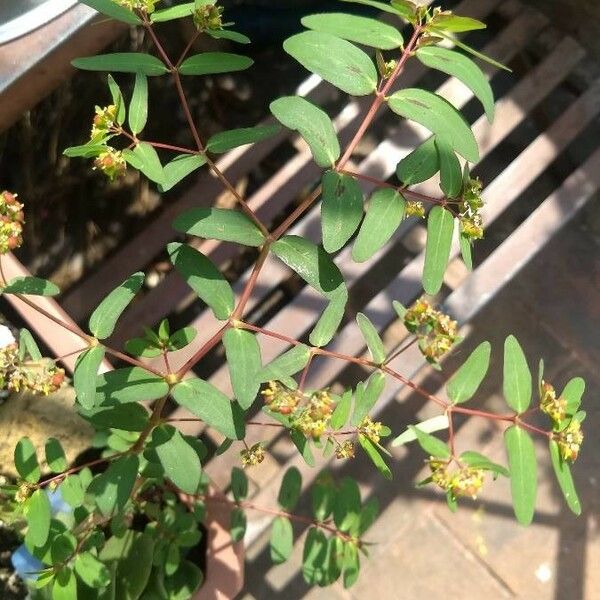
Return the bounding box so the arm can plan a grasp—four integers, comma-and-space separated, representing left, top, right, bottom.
194, 487, 245, 600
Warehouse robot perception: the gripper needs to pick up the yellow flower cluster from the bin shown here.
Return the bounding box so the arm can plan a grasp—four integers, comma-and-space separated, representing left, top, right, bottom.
358, 416, 383, 444
335, 440, 355, 460
90, 105, 117, 142
459, 177, 484, 241
113, 0, 160, 14
293, 390, 335, 440
403, 298, 458, 363
0, 191, 24, 254
406, 200, 425, 218
240, 442, 265, 467
555, 419, 584, 463
0, 344, 65, 396
193, 4, 224, 32
429, 459, 485, 499
539, 381, 567, 424
94, 149, 127, 181
261, 380, 301, 415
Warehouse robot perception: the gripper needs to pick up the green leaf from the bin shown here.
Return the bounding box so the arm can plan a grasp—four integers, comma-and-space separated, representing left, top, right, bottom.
410, 425, 451, 458
59, 476, 84, 508
358, 496, 379, 534
150, 2, 195, 22
270, 516, 294, 564
435, 137, 462, 198
74, 346, 106, 409
3, 276, 59, 296
423, 206, 455, 295
179, 53, 253, 76
173, 207, 265, 247
459, 232, 473, 270
230, 507, 246, 542
163, 561, 203, 600
63, 142, 107, 159
431, 30, 511, 72
352, 188, 405, 262
358, 435, 392, 479
290, 429, 315, 466
340, 0, 408, 17
206, 124, 281, 153
151, 425, 201, 494
168, 242, 234, 320
230, 467, 248, 502
447, 341, 491, 404
333, 478, 361, 533
25, 490, 51, 547
283, 31, 377, 96
128, 72, 148, 135
351, 372, 385, 426
123, 142, 164, 184
272, 235, 345, 297
390, 0, 418, 19
88, 455, 139, 516
79, 0, 141, 24
311, 479, 335, 521
549, 439, 581, 515
396, 136, 439, 185
302, 528, 328, 585
356, 313, 386, 364
15, 437, 40, 483
74, 552, 111, 589
392, 414, 449, 446
160, 154, 207, 192
72, 53, 168, 76
416, 46, 494, 122
171, 378, 245, 439
44, 438, 67, 473
460, 451, 509, 477
95, 367, 168, 405
321, 171, 363, 253
82, 402, 149, 432
223, 328, 262, 410
208, 29, 251, 44
301, 13, 403, 49
259, 344, 311, 388
330, 390, 352, 431
388, 89, 479, 162
19, 328, 42, 361
52, 568, 76, 600
342, 542, 360, 588
270, 96, 340, 168
108, 74, 126, 125
169, 326, 197, 350
430, 14, 486, 33
278, 467, 302, 511
504, 425, 537, 525
99, 531, 154, 600
561, 377, 585, 417
88, 272, 144, 339
309, 288, 348, 347
503, 335, 532, 413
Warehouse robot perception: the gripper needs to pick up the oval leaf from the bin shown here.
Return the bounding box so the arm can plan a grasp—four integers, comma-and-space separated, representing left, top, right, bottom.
223, 328, 262, 410
168, 242, 234, 320
392, 414, 449, 446
549, 439, 581, 515
388, 88, 479, 162
352, 188, 405, 262
351, 371, 386, 426
321, 171, 363, 253
44, 438, 67, 474
88, 455, 140, 516
396, 136, 440, 185
503, 335, 532, 413
435, 137, 462, 198
270, 96, 340, 168
88, 272, 144, 339
283, 31, 377, 96
80, 0, 141, 24
309, 288, 348, 347
128, 72, 148, 134
3, 276, 59, 296
172, 378, 245, 440
15, 437, 40, 483
278, 467, 302, 511
504, 425, 537, 525
95, 367, 169, 405
259, 344, 311, 388
179, 52, 253, 76
356, 313, 386, 364
173, 207, 265, 247
123, 142, 164, 184
358, 435, 392, 479
206, 124, 281, 154
302, 13, 403, 49
447, 341, 490, 404
161, 154, 207, 192
410, 425, 451, 458
74, 345, 106, 409
416, 46, 494, 121
270, 516, 294, 564
25, 490, 51, 547
330, 389, 352, 431
423, 206, 455, 294
72, 53, 168, 76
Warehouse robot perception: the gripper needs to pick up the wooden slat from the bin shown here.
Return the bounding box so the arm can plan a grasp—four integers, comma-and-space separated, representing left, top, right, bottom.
152, 5, 550, 376
69, 0, 503, 328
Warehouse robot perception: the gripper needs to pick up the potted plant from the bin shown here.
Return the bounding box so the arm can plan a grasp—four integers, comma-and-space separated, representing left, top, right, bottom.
0, 0, 587, 597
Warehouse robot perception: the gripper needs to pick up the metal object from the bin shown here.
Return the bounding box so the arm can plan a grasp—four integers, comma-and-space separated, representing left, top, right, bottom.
0, 0, 78, 45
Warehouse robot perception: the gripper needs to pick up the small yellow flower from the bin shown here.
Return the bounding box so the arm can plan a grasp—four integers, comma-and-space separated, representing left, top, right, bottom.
406, 200, 425, 218
450, 468, 485, 499
193, 4, 224, 32
358, 416, 383, 445
94, 149, 126, 181
240, 443, 265, 467
0, 191, 25, 254
555, 419, 584, 463
539, 381, 567, 424
90, 105, 117, 142
335, 440, 355, 460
